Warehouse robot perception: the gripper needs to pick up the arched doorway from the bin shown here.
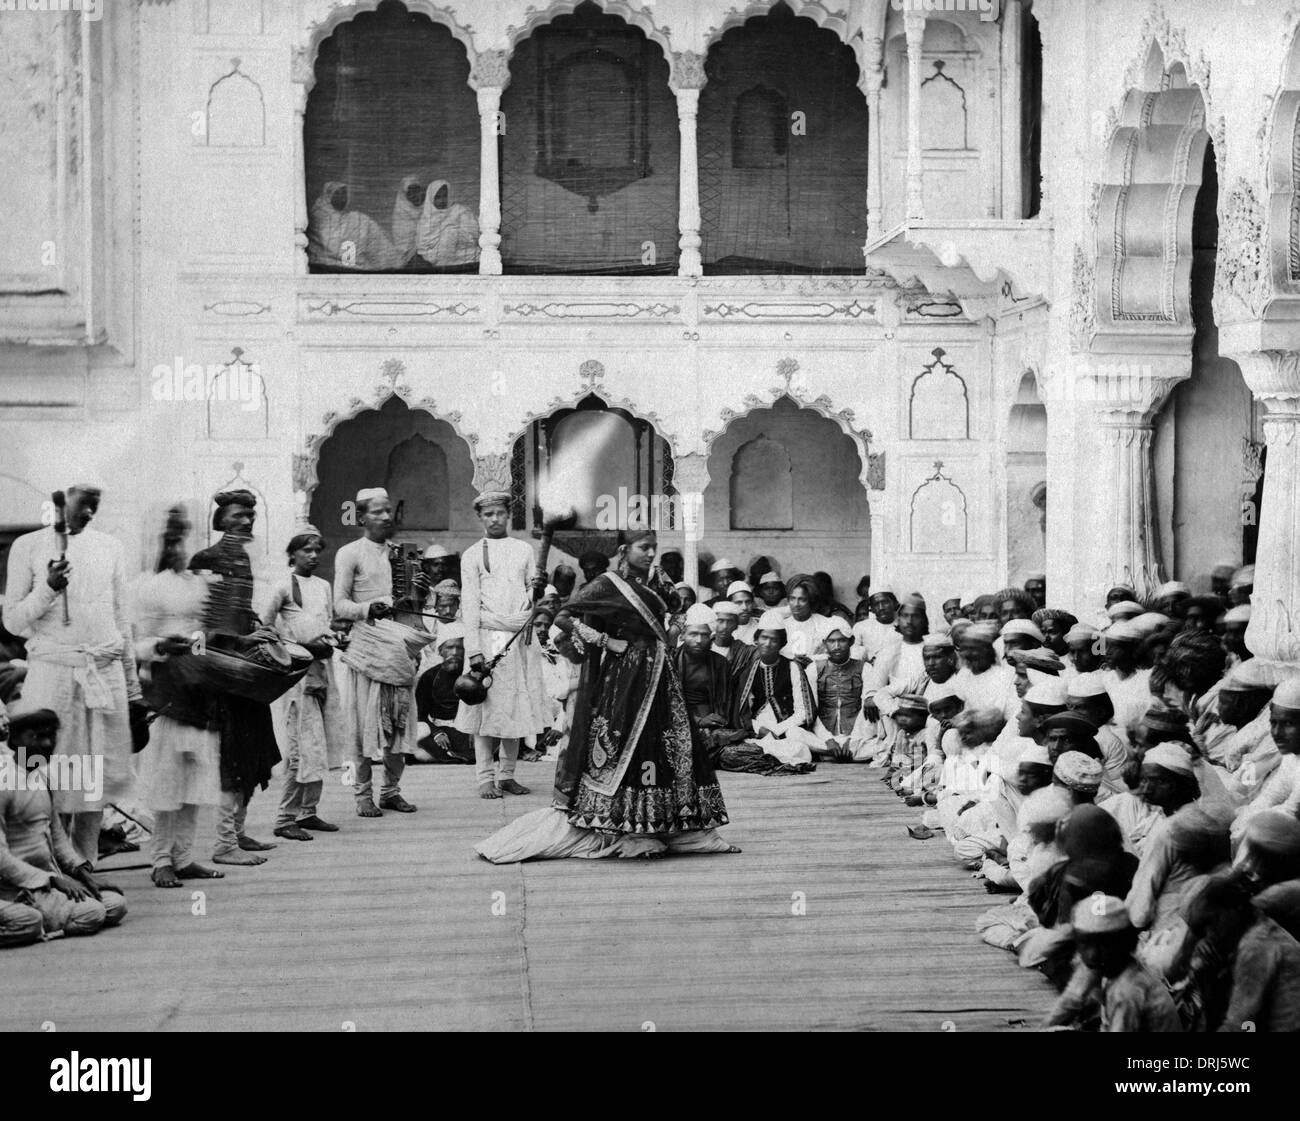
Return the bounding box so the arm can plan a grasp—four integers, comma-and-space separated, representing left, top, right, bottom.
307, 395, 477, 579
704, 396, 869, 601
1006, 371, 1046, 584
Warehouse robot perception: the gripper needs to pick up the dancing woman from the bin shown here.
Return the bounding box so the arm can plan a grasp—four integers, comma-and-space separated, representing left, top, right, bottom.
476, 528, 739, 862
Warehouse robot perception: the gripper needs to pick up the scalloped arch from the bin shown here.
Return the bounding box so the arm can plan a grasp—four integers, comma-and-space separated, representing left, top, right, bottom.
298, 384, 479, 499
702, 389, 876, 494
299, 1, 477, 94
703, 0, 871, 76
504, 1, 674, 66
501, 387, 681, 462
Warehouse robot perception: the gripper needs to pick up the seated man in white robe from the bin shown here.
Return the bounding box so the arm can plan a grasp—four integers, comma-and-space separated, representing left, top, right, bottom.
863, 593, 929, 747
1100, 620, 1154, 737
726, 580, 759, 645
851, 587, 899, 666
954, 622, 1018, 725
731, 610, 822, 767
809, 622, 872, 762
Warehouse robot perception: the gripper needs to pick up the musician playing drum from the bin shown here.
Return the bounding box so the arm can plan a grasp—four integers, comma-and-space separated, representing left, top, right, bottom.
454, 490, 548, 800
333, 487, 429, 817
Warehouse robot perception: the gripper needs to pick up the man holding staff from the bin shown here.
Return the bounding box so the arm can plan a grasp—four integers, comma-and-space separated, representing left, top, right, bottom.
454, 490, 547, 799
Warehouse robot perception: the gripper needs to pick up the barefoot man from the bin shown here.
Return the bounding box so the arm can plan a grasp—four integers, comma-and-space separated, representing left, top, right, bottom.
454, 491, 547, 799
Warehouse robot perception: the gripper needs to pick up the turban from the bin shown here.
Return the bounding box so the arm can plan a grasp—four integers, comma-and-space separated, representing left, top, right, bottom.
1105, 620, 1143, 643
1024, 679, 1068, 709
355, 487, 388, 506
1154, 581, 1191, 599
473, 490, 512, 511
1223, 605, 1251, 624
1032, 607, 1077, 630
1231, 565, 1255, 589
422, 544, 451, 559
684, 604, 716, 628
1066, 672, 1109, 700
922, 632, 954, 650
673, 581, 693, 591
868, 586, 897, 603
1025, 572, 1046, 584
964, 622, 999, 647
1020, 742, 1052, 767
709, 557, 740, 573
1072, 895, 1133, 935
756, 609, 787, 633
726, 580, 753, 597
1054, 751, 1103, 793
1130, 612, 1170, 637
927, 683, 963, 708
1219, 660, 1282, 692
1142, 742, 1195, 776
1018, 785, 1073, 831
1273, 677, 1300, 712
435, 622, 466, 646
1039, 712, 1098, 738
212, 488, 257, 529
1064, 622, 1099, 644
824, 621, 852, 640
1212, 564, 1237, 581
712, 601, 740, 618
1001, 619, 1045, 643
942, 595, 963, 607
895, 694, 930, 716
1010, 648, 1062, 673
1141, 706, 1190, 737
286, 529, 325, 555
432, 579, 461, 597
4, 696, 60, 735
1244, 811, 1300, 859
947, 619, 973, 641
1107, 601, 1144, 621
758, 571, 784, 586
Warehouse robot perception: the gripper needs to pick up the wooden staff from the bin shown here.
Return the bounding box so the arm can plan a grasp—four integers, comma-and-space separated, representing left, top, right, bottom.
51, 490, 70, 624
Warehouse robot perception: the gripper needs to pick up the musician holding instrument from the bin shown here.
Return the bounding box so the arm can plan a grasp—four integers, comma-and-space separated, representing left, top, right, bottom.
334, 487, 431, 817
3, 484, 143, 872
190, 490, 282, 865
453, 490, 548, 800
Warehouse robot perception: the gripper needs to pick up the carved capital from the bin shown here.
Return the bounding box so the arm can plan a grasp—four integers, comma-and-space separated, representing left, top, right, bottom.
672, 50, 707, 91
470, 49, 511, 91
671, 453, 710, 497
1222, 347, 1300, 402
473, 451, 512, 494
291, 45, 314, 87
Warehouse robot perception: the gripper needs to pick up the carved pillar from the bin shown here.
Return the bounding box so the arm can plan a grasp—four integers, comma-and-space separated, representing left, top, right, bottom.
1224, 349, 1300, 667
868, 488, 888, 591
672, 453, 710, 589
471, 51, 511, 276
1001, 0, 1023, 221
904, 12, 926, 222
864, 68, 884, 240
673, 52, 706, 277
1089, 368, 1184, 602
291, 52, 311, 276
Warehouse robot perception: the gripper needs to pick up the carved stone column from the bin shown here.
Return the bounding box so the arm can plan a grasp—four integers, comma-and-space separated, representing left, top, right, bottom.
864, 68, 884, 239
904, 12, 926, 222
1001, 0, 1023, 221
868, 488, 888, 591
672, 453, 710, 588
291, 51, 312, 276
673, 51, 706, 277
1223, 348, 1300, 667
1088, 366, 1185, 602
471, 51, 511, 276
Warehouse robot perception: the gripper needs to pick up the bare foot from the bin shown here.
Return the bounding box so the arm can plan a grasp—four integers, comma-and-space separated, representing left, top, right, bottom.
212, 849, 267, 866
151, 865, 182, 888
237, 835, 276, 851
478, 783, 502, 799
356, 801, 383, 818
497, 778, 531, 796
175, 863, 224, 880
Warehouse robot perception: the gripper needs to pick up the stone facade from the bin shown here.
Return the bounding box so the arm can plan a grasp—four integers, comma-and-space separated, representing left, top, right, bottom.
1, 0, 1298, 671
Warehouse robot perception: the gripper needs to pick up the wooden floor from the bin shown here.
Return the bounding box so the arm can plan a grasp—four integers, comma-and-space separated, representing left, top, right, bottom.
0, 759, 1055, 1031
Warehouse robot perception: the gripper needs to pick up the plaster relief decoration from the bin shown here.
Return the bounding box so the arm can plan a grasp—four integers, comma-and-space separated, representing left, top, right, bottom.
908, 347, 969, 440
1214, 178, 1268, 321
909, 461, 968, 555
205, 60, 266, 147
702, 299, 876, 321
474, 450, 512, 495
1070, 243, 1097, 352
502, 301, 680, 319
302, 299, 479, 319
206, 347, 268, 441
867, 452, 886, 491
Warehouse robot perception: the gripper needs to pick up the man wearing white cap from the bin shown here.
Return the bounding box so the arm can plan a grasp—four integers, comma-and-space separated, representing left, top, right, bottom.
706, 557, 743, 606
851, 587, 899, 667
335, 487, 430, 816
953, 622, 1018, 725
864, 594, 929, 746
420, 542, 457, 587
726, 580, 758, 644
413, 622, 474, 764
1065, 672, 1129, 797
809, 621, 871, 762
1221, 604, 1252, 669
1213, 661, 1283, 790
711, 601, 758, 684
1229, 564, 1254, 607
731, 609, 821, 766
1099, 620, 1151, 737
755, 570, 786, 610
454, 490, 547, 799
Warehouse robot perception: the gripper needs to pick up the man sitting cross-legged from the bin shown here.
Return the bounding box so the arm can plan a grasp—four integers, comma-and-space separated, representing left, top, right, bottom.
0, 699, 126, 946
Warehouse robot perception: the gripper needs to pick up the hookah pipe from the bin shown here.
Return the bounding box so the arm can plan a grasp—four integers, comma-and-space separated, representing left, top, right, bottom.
51, 490, 70, 624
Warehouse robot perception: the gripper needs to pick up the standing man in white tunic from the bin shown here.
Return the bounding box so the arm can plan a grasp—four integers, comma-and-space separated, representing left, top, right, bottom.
3, 485, 141, 867
454, 490, 547, 799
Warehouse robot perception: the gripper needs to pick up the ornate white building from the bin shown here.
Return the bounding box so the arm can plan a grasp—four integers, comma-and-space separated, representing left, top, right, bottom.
1, 0, 1298, 674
